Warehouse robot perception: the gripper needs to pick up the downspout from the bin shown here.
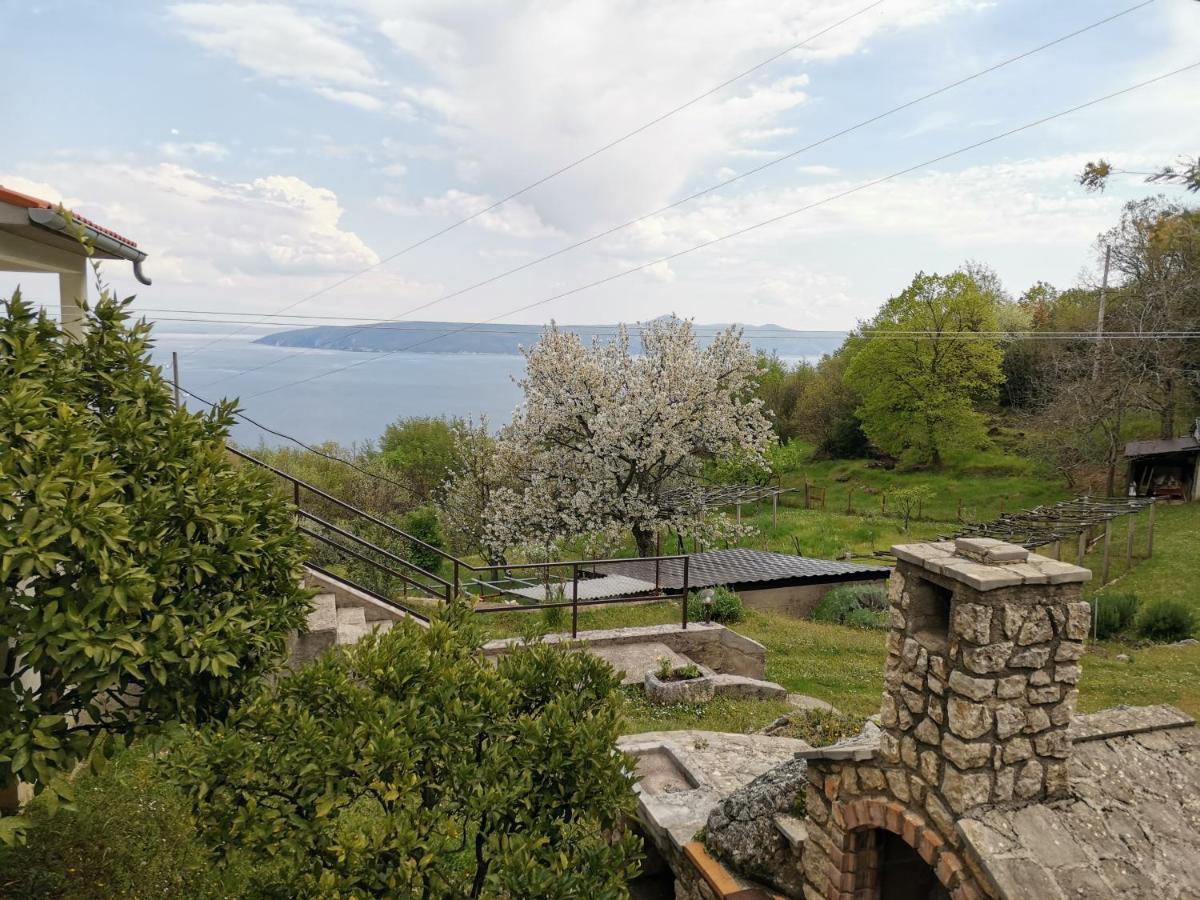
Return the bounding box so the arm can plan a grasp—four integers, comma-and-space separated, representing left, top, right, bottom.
27, 207, 152, 285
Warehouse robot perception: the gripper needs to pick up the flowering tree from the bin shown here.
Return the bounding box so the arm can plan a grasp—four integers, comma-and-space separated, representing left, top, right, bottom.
478, 316, 773, 558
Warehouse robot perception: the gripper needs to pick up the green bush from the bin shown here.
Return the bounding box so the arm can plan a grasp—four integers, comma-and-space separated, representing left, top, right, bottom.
1, 291, 309, 834
813, 583, 888, 629
0, 746, 226, 899
687, 586, 745, 624
1134, 597, 1197, 643
401, 505, 447, 574
781, 709, 867, 747
168, 607, 639, 897
1090, 592, 1140, 639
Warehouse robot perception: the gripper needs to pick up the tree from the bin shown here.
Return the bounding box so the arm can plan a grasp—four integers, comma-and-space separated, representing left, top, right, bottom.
0, 291, 309, 838
1078, 156, 1200, 194
481, 317, 774, 557
168, 610, 639, 898
440, 418, 513, 565
379, 416, 461, 502
791, 350, 871, 459
844, 271, 1005, 466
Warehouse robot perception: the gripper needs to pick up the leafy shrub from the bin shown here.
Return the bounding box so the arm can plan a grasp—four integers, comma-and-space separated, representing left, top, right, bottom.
1134, 597, 1197, 643
813, 583, 888, 629
687, 586, 745, 624
168, 607, 639, 897
1090, 592, 1140, 639
540, 602, 566, 631
1, 291, 309, 833
678, 663, 702, 680
401, 505, 447, 574
0, 746, 226, 899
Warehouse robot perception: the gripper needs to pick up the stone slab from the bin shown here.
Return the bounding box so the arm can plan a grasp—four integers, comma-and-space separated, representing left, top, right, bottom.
592, 641, 694, 686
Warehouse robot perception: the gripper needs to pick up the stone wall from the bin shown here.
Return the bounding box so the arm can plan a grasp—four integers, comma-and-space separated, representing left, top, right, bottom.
737, 579, 887, 620
795, 537, 1091, 900
482, 622, 767, 678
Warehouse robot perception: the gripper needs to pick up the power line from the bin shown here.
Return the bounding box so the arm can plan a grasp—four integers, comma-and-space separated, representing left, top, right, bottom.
238, 59, 1200, 401
174, 384, 421, 496
182, 0, 887, 358
197, 0, 1153, 385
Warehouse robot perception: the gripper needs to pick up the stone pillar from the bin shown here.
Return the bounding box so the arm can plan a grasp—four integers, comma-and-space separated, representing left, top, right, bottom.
881, 538, 1091, 813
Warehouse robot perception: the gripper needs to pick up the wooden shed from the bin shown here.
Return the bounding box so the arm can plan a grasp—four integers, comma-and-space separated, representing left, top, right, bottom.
1124, 421, 1200, 502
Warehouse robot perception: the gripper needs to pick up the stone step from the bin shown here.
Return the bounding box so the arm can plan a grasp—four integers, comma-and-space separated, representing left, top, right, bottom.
336, 605, 366, 627
708, 673, 787, 701
773, 813, 808, 849
336, 622, 371, 645
307, 593, 338, 633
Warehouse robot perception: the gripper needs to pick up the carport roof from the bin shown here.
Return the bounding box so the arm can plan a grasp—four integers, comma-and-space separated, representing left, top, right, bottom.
596, 548, 889, 590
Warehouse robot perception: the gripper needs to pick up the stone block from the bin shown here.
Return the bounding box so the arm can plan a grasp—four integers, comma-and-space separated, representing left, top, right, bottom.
880, 693, 898, 728
900, 686, 926, 714
1029, 669, 1051, 686
947, 696, 991, 740
939, 559, 1023, 592
992, 767, 1015, 803
954, 537, 1028, 564
995, 704, 1025, 740
1014, 759, 1044, 799
942, 767, 992, 813
948, 670, 995, 701
1016, 607, 1053, 645
901, 735, 919, 768
1054, 663, 1081, 684
1055, 641, 1084, 662
885, 768, 910, 802
951, 603, 993, 644
1034, 728, 1071, 758
858, 766, 886, 792
963, 641, 1013, 675
1002, 737, 1033, 763
942, 734, 992, 770
1031, 559, 1092, 585
928, 698, 945, 725
929, 654, 948, 681
1009, 645, 1051, 668
914, 716, 941, 745
928, 675, 945, 696
920, 749, 941, 784
879, 732, 901, 764
1024, 706, 1051, 734
1065, 601, 1092, 639
996, 674, 1027, 699
1027, 685, 1062, 704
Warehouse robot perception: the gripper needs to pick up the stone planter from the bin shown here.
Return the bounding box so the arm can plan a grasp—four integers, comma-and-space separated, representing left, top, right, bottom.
645, 669, 715, 704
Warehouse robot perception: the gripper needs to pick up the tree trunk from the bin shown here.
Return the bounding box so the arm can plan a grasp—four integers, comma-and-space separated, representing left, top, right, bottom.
1160, 378, 1176, 439
633, 526, 657, 558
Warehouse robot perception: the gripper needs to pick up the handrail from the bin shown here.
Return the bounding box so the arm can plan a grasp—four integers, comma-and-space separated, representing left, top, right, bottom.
229, 446, 457, 564
304, 562, 430, 623
299, 511, 453, 590
300, 526, 448, 604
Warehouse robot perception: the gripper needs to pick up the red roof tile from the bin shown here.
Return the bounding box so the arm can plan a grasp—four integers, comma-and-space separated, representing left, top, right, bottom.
0, 183, 139, 249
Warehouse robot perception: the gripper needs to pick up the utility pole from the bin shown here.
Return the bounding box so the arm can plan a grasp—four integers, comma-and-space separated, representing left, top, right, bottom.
172, 351, 181, 408
1092, 244, 1111, 380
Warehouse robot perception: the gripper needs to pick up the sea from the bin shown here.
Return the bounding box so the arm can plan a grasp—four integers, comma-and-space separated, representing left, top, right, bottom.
150, 322, 819, 449
150, 323, 527, 448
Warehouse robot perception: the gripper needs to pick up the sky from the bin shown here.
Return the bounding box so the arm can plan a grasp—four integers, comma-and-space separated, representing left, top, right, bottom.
2, 0, 1199, 334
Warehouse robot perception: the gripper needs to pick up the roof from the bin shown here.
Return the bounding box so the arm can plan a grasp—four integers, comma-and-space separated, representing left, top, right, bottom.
505, 573, 657, 602
595, 548, 889, 590
0, 183, 140, 250
1124, 436, 1200, 458
958, 705, 1200, 899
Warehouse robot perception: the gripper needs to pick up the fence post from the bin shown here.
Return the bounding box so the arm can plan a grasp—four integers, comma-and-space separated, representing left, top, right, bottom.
1053, 540, 1061, 561
681, 556, 690, 631
772, 493, 778, 529
1077, 530, 1087, 565
1125, 516, 1135, 572
453, 560, 460, 602
847, 488, 853, 515
821, 488, 827, 511
881, 493, 887, 515
736, 503, 742, 526
571, 563, 579, 639
1147, 501, 1156, 558
1101, 519, 1112, 584
957, 498, 963, 522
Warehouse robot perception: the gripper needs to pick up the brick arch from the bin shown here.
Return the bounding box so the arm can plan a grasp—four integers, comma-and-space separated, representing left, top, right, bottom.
822, 797, 983, 900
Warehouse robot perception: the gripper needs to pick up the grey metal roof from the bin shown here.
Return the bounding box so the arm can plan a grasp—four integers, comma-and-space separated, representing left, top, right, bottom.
506, 574, 657, 602
595, 548, 889, 590
1124, 436, 1200, 458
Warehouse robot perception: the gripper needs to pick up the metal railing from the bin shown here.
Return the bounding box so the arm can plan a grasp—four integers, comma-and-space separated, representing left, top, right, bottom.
230, 447, 695, 635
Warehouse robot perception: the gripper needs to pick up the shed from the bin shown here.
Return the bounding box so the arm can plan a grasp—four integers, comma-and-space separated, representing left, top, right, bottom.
596, 548, 890, 619
0, 184, 150, 336
1124, 420, 1200, 501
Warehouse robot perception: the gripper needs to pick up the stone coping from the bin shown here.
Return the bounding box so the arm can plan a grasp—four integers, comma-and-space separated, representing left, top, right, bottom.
793, 720, 882, 762
482, 621, 749, 650
1068, 703, 1195, 744
891, 539, 1091, 592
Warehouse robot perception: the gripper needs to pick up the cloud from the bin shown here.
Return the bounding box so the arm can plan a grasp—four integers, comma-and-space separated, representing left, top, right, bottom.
376, 189, 565, 240
159, 140, 230, 160
170, 2, 384, 107
1, 162, 380, 299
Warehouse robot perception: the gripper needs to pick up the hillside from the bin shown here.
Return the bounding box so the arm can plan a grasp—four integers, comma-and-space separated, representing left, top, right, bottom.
254, 319, 846, 357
